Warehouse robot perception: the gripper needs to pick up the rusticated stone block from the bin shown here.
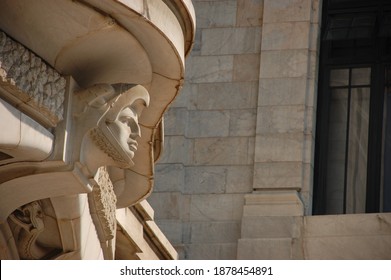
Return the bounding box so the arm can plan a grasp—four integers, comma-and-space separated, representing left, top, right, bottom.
0, 31, 66, 125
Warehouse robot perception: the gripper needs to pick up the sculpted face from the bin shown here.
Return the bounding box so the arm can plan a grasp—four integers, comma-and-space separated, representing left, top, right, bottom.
107, 102, 142, 160
90, 85, 150, 168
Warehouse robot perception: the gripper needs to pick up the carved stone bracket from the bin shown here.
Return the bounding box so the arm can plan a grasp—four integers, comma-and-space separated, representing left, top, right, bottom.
8, 201, 47, 259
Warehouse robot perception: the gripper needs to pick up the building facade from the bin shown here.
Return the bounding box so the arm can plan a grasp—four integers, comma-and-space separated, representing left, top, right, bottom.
150, 0, 391, 259
0, 0, 195, 259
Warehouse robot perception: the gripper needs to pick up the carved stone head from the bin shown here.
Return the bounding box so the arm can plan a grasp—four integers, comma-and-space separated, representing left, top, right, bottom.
78, 84, 150, 170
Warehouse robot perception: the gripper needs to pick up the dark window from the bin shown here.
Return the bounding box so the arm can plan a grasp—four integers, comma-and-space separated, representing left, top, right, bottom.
313, 0, 391, 214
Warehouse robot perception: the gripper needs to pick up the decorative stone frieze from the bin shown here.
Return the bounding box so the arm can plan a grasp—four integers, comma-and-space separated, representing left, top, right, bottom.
0, 31, 65, 126
88, 166, 117, 241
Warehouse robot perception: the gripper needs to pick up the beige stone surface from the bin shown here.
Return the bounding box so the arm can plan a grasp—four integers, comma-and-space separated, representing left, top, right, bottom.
237, 238, 293, 259
159, 136, 193, 164
155, 220, 183, 245
186, 243, 237, 260
254, 133, 304, 162
243, 191, 304, 217
225, 166, 254, 193
303, 214, 391, 259
258, 77, 308, 106
229, 109, 257, 137
263, 0, 312, 23
259, 50, 310, 78
154, 164, 185, 192
236, 0, 263, 27
196, 82, 258, 110
186, 55, 234, 83
189, 194, 245, 221
187, 110, 230, 138
194, 137, 254, 165
147, 192, 183, 220
262, 22, 311, 50
304, 236, 391, 260
241, 216, 303, 239
0, 98, 53, 163
257, 105, 306, 134
201, 27, 261, 55
253, 162, 303, 190
184, 166, 227, 194
233, 54, 261, 82
190, 221, 241, 243
194, 0, 237, 28
164, 108, 189, 136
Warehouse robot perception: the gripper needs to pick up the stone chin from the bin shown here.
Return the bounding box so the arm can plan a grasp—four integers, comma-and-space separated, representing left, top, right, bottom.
90, 127, 135, 169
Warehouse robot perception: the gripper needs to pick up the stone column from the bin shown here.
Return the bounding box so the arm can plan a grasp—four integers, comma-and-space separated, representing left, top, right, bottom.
237, 0, 321, 259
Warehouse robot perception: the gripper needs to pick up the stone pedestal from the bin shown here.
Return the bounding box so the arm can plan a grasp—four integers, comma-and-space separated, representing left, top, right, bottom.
237, 191, 304, 259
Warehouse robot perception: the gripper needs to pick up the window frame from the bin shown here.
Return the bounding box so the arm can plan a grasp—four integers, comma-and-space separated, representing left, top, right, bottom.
313, 0, 391, 214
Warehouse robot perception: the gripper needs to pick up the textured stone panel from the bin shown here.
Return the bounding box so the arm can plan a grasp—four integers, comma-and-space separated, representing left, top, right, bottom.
263, 0, 311, 23
311, 0, 321, 24
159, 136, 193, 164
259, 50, 309, 78
189, 194, 244, 221
258, 77, 308, 106
197, 82, 258, 110
186, 243, 237, 260
147, 192, 182, 220
185, 55, 233, 83
243, 191, 304, 217
172, 83, 198, 109
233, 54, 260, 82
304, 236, 391, 260
262, 22, 311, 50
155, 220, 183, 244
253, 162, 303, 189
229, 109, 257, 137
237, 0, 263, 27
0, 31, 65, 124
237, 238, 293, 259
310, 23, 320, 51
190, 221, 241, 243
201, 27, 261, 55
304, 213, 391, 237
257, 105, 305, 134
164, 108, 188, 135
225, 165, 254, 193
186, 110, 230, 138
254, 133, 303, 162
241, 216, 303, 238
154, 164, 184, 192
194, 137, 254, 165
194, 0, 237, 28
184, 166, 227, 194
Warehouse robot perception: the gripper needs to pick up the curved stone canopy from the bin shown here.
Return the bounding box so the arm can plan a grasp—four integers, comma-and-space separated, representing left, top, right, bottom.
0, 0, 195, 213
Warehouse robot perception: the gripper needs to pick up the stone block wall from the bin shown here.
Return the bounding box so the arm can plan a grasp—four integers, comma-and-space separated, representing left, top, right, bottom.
148, 0, 263, 260
149, 0, 321, 259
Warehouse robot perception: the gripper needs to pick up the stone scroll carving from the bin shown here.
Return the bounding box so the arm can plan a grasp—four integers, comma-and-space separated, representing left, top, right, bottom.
8, 201, 60, 260
0, 31, 66, 125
